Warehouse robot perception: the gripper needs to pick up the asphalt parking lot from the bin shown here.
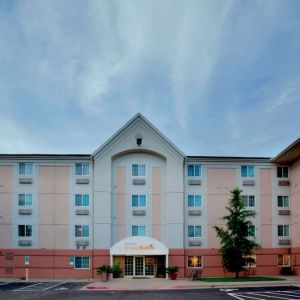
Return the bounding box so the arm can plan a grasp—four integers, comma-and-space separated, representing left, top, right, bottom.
0, 282, 299, 300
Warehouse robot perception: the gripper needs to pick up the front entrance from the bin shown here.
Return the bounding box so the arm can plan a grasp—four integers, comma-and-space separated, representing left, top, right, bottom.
124, 256, 155, 277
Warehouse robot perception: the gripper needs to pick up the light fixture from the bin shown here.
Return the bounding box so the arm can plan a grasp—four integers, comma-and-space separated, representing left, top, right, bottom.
135, 133, 143, 146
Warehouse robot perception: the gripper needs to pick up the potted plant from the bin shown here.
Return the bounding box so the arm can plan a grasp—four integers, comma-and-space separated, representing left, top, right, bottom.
96, 265, 112, 282
166, 265, 179, 280
112, 263, 123, 278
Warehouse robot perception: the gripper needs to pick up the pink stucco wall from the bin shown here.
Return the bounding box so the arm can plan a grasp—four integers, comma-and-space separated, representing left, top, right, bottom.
291, 160, 300, 247
260, 168, 273, 248
207, 168, 236, 248
152, 167, 161, 240
0, 166, 12, 248
117, 167, 126, 241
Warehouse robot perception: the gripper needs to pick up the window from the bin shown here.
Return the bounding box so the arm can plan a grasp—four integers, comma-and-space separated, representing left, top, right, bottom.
242, 195, 255, 207
277, 196, 289, 208
19, 163, 33, 176
277, 166, 289, 178
74, 256, 90, 269
188, 195, 202, 207
187, 164, 201, 177
132, 164, 146, 176
132, 225, 146, 236
188, 256, 202, 268
18, 194, 32, 206
278, 254, 290, 266
278, 225, 289, 237
241, 165, 255, 177
243, 254, 256, 267
247, 225, 256, 237
75, 163, 89, 176
188, 225, 202, 238
75, 194, 89, 206
18, 225, 32, 237
132, 195, 146, 207
75, 225, 89, 237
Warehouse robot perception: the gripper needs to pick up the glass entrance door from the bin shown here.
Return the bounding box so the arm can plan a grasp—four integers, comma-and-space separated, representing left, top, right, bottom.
134, 256, 144, 276
125, 256, 134, 276
145, 257, 154, 276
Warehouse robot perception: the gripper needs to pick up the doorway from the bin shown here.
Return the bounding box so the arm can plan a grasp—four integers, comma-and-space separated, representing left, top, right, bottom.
124, 256, 155, 277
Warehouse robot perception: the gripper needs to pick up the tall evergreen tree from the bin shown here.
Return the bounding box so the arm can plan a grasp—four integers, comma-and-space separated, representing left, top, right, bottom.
214, 188, 260, 278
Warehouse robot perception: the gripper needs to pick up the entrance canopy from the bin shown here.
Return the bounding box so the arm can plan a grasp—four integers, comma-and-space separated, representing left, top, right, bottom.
110, 236, 169, 256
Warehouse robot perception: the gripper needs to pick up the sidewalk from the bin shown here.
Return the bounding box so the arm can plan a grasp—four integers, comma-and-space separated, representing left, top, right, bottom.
83, 276, 300, 291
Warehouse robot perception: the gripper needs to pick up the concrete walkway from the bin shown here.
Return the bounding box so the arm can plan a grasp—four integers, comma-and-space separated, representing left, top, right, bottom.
83, 276, 300, 291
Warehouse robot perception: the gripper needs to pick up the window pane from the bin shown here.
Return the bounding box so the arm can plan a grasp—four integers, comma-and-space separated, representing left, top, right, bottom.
82, 225, 89, 237
278, 225, 283, 236
139, 195, 146, 206
242, 196, 248, 206
283, 254, 290, 266
19, 163, 25, 175
18, 225, 25, 237
277, 196, 283, 207
188, 226, 194, 237
25, 163, 33, 176
139, 226, 146, 236
195, 165, 201, 176
76, 164, 82, 175
188, 256, 202, 268
249, 196, 255, 207
277, 167, 282, 178
188, 165, 194, 176
132, 195, 138, 207
278, 255, 283, 266
19, 194, 25, 206
139, 165, 146, 176
26, 225, 32, 236
132, 226, 138, 236
283, 167, 289, 178
82, 195, 89, 206
195, 226, 201, 237
75, 225, 81, 237
283, 196, 289, 207
241, 166, 247, 177
248, 166, 255, 177
132, 164, 139, 176
195, 195, 201, 207
188, 195, 194, 207
75, 257, 82, 268
284, 225, 289, 236
82, 164, 89, 175
82, 257, 90, 268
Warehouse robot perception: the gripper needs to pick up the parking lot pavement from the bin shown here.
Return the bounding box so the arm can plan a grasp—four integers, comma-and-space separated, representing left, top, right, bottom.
227, 287, 300, 300
0, 281, 87, 292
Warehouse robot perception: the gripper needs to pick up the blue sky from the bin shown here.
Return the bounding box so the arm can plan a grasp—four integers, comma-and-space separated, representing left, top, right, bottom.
0, 0, 299, 157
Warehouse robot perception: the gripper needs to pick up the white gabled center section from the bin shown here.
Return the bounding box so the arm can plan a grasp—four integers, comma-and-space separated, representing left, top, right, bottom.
110, 236, 169, 256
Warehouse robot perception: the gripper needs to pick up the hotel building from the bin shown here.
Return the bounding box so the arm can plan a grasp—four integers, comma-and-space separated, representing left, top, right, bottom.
0, 113, 299, 278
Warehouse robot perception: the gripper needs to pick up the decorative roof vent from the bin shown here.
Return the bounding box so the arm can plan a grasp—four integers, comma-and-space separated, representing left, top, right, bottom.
135, 133, 143, 146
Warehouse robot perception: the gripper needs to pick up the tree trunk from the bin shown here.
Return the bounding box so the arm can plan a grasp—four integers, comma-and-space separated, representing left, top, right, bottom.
235, 271, 239, 278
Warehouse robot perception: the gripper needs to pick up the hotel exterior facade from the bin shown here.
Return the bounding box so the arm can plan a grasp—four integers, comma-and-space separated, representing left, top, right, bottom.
0, 113, 300, 279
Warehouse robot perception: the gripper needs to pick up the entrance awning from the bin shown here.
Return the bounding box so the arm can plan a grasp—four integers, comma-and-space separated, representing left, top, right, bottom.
110, 236, 169, 256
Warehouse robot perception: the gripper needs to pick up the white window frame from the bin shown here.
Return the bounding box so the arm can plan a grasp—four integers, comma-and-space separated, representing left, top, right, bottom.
74, 256, 90, 269
74, 194, 90, 207
277, 225, 290, 237
277, 166, 289, 178
187, 195, 202, 207
131, 194, 147, 207
131, 225, 147, 236
18, 162, 34, 176
18, 224, 32, 237
242, 195, 255, 208
187, 164, 201, 177
278, 254, 290, 267
243, 254, 257, 267
75, 163, 90, 176
277, 195, 289, 208
188, 225, 202, 238
247, 225, 256, 237
18, 194, 33, 207
75, 225, 90, 238
241, 165, 255, 177
187, 256, 203, 268
131, 164, 147, 177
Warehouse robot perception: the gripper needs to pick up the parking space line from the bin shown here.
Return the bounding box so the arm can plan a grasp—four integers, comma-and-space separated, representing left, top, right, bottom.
230, 294, 266, 300
251, 292, 297, 299
13, 282, 42, 291
228, 293, 249, 300
267, 291, 300, 298
0, 282, 11, 286
43, 282, 66, 290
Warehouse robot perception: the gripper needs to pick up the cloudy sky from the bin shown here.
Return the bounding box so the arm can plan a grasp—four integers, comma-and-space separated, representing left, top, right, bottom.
0, 0, 299, 157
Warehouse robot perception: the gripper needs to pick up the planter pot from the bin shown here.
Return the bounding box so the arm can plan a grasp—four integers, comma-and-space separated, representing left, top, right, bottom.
101, 272, 109, 282
168, 273, 177, 280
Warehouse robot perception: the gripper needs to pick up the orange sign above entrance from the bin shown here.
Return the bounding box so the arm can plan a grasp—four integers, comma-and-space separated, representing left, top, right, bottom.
124, 245, 155, 251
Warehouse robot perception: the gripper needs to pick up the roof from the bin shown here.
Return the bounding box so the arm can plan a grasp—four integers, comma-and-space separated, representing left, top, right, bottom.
92, 113, 186, 158
0, 154, 91, 160
272, 137, 300, 165
186, 156, 271, 163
